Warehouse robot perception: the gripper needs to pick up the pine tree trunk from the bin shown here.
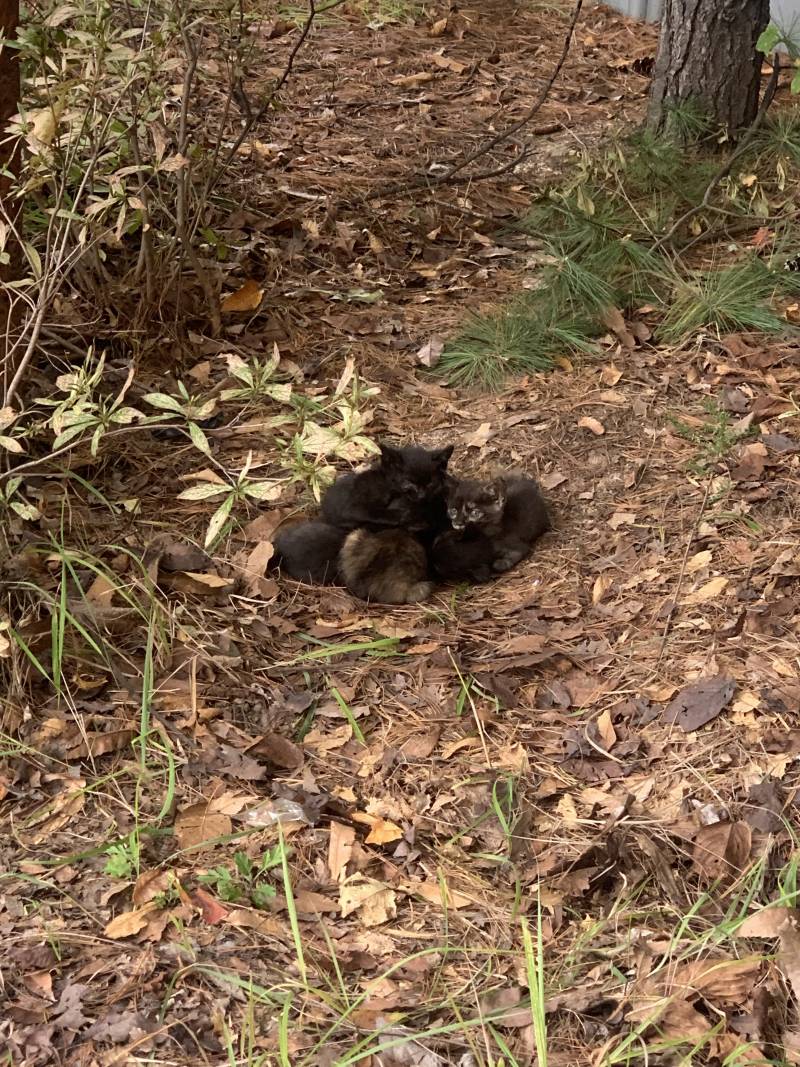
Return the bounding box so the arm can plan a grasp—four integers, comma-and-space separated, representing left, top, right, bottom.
648, 0, 770, 134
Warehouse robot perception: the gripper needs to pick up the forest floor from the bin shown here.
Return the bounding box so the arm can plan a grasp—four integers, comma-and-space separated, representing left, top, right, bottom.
4, 1, 800, 1065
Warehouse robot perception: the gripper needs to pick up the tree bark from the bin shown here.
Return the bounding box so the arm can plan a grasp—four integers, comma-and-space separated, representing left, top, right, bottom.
648, 0, 770, 134
0, 0, 20, 402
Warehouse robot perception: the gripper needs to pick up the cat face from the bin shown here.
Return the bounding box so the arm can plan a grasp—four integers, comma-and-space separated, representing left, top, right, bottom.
378, 442, 454, 505
447, 478, 506, 531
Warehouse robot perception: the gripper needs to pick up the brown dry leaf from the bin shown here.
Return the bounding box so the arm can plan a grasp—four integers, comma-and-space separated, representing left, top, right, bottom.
673, 956, 761, 1004
416, 336, 444, 368
400, 726, 441, 759
465, 422, 492, 448
685, 550, 712, 574
132, 870, 172, 906
248, 731, 303, 770
602, 306, 636, 348
499, 634, 548, 655
105, 903, 159, 940
692, 821, 752, 884
220, 279, 264, 313
596, 709, 617, 750
390, 71, 435, 87
339, 876, 397, 926
540, 470, 566, 490
777, 916, 800, 1008
681, 575, 729, 605
363, 816, 404, 845
86, 573, 116, 607
162, 571, 235, 596
737, 907, 793, 938
600, 363, 623, 386
243, 510, 291, 543
429, 16, 448, 35
329, 820, 356, 882
192, 887, 229, 924
592, 574, 614, 604
663, 674, 736, 732
479, 986, 530, 1028
174, 801, 233, 853
26, 785, 85, 844
409, 879, 474, 909
430, 51, 467, 73
240, 541, 275, 597
295, 889, 339, 915
578, 416, 605, 436
65, 728, 135, 759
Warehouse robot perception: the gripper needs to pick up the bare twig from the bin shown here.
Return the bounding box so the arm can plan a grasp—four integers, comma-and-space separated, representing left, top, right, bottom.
218, 0, 320, 175
653, 54, 780, 253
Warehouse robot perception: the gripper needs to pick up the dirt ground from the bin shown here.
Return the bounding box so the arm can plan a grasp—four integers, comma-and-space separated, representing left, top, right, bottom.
4, 1, 800, 1064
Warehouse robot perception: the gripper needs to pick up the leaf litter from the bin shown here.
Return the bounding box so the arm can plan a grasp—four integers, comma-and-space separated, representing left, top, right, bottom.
5, 0, 800, 1063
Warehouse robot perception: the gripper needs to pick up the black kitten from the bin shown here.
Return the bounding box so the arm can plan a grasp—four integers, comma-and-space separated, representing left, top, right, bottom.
339, 529, 432, 604
431, 475, 549, 583
273, 520, 347, 584
321, 441, 454, 539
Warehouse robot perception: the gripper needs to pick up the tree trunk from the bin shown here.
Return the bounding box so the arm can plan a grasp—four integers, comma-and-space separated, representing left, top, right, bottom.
0, 0, 19, 403
648, 0, 770, 134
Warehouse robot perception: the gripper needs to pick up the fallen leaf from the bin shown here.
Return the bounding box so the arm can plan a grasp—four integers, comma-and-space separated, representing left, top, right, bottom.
390, 71, 435, 87
744, 779, 784, 833
681, 575, 729, 605
540, 470, 566, 490
737, 907, 793, 938
592, 574, 614, 604
416, 336, 445, 368
329, 820, 355, 882
221, 279, 264, 312
596, 709, 617, 750
364, 817, 404, 845
295, 889, 339, 915
685, 550, 712, 574
429, 16, 448, 35
105, 904, 158, 939
174, 801, 233, 852
400, 726, 441, 758
339, 876, 397, 926
600, 363, 622, 386
465, 422, 492, 448
132, 870, 172, 906
248, 732, 304, 770
86, 573, 116, 607
429, 51, 467, 73
409, 879, 474, 909
240, 540, 275, 596
192, 887, 229, 924
602, 306, 636, 348
692, 821, 752, 884
578, 416, 605, 436
663, 674, 736, 731
479, 986, 530, 1028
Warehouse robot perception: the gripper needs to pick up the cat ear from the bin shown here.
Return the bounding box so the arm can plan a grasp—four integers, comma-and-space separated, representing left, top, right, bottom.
379, 440, 403, 468
432, 444, 454, 467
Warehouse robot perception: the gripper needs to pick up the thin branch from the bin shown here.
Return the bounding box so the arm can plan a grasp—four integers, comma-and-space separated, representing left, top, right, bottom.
653, 53, 780, 253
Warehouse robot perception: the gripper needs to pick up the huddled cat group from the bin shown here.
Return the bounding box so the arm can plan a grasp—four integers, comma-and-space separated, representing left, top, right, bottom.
273, 441, 550, 604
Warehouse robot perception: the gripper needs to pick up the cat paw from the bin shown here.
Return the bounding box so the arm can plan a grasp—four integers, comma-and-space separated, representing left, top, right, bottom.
492, 555, 516, 572
406, 581, 433, 603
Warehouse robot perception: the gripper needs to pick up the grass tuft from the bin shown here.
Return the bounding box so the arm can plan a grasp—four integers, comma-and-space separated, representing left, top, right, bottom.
660, 260, 785, 342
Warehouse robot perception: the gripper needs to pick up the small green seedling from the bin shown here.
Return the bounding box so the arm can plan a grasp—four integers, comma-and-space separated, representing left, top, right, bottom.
199, 846, 284, 909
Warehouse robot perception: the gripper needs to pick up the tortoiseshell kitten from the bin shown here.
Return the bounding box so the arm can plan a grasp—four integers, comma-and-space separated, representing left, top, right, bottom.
339, 529, 432, 604
321, 441, 454, 541
273, 520, 346, 585
431, 475, 549, 583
